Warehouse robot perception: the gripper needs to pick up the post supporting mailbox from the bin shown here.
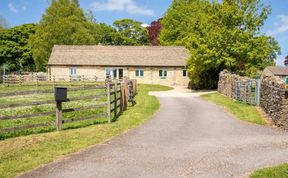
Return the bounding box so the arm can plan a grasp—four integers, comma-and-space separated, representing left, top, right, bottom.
54, 87, 68, 131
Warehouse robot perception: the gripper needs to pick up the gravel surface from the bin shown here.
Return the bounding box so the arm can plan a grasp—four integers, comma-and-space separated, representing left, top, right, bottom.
18, 87, 288, 178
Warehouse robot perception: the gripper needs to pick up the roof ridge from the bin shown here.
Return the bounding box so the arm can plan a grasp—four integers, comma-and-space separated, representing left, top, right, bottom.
53, 45, 186, 48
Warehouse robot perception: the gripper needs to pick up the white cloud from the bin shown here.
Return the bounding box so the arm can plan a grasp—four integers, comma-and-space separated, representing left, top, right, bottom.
8, 3, 18, 13
92, 0, 154, 16
267, 15, 288, 36
141, 23, 149, 27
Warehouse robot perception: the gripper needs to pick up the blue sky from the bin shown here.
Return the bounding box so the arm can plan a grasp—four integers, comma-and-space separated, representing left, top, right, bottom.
0, 0, 287, 65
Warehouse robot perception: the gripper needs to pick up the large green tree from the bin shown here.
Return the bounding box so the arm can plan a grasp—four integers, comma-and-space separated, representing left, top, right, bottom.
30, 0, 98, 71
0, 24, 36, 71
113, 19, 149, 45
160, 0, 281, 89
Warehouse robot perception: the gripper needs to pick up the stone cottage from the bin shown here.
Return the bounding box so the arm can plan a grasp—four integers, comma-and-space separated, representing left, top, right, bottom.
261, 66, 288, 82
48, 45, 190, 86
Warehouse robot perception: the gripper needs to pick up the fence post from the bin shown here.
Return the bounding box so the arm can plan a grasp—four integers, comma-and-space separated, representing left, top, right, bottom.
56, 102, 62, 131
120, 82, 123, 112
114, 81, 117, 118
123, 80, 129, 110
18, 75, 21, 86
36, 74, 39, 86
106, 81, 111, 123
82, 75, 85, 88
53, 75, 56, 87
256, 79, 261, 106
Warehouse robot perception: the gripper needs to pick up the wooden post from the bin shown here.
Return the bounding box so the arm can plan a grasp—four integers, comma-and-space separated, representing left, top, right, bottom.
121, 81, 128, 110
56, 102, 62, 131
256, 79, 261, 106
106, 82, 111, 123
53, 75, 56, 88
114, 81, 117, 118
18, 75, 22, 86
69, 75, 72, 87
120, 82, 123, 112
82, 75, 85, 88
36, 74, 39, 86
131, 79, 137, 96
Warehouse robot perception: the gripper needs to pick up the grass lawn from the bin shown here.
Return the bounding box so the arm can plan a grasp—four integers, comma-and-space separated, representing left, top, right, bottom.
250, 164, 288, 178
201, 93, 266, 125
0, 84, 107, 139
0, 84, 172, 178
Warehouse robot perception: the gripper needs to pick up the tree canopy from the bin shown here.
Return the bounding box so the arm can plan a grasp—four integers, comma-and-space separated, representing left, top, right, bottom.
0, 24, 36, 72
113, 19, 149, 45
147, 18, 162, 46
160, 0, 281, 89
29, 0, 149, 71
29, 0, 98, 71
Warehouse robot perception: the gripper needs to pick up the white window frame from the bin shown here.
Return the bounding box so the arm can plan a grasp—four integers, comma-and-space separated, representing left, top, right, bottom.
159, 69, 168, 79
105, 68, 123, 79
70, 67, 77, 76
135, 69, 144, 77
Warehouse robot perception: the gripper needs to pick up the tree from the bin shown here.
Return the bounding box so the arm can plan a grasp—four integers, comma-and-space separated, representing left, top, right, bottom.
30, 0, 98, 71
160, 0, 281, 89
147, 18, 162, 46
97, 23, 118, 45
0, 24, 36, 72
113, 19, 149, 45
71, 0, 79, 6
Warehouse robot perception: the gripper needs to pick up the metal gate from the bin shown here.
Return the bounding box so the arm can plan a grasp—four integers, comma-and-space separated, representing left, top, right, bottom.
235, 79, 261, 106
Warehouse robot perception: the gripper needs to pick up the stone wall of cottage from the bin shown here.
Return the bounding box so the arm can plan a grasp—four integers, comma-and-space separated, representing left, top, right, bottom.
49, 66, 189, 86
261, 76, 288, 129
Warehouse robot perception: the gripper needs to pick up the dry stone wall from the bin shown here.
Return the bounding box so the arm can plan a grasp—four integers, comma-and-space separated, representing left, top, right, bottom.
218, 70, 288, 130
261, 76, 288, 129
218, 70, 257, 104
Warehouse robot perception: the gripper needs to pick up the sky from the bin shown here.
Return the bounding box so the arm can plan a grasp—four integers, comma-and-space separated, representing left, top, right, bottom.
0, 0, 287, 66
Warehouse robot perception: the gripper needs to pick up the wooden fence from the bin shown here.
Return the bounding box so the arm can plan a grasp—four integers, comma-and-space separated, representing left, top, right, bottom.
0, 79, 137, 136
2, 75, 104, 86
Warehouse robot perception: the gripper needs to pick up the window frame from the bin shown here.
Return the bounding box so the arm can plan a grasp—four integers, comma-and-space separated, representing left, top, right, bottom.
70, 67, 77, 76
159, 69, 168, 79
135, 69, 144, 77
182, 69, 187, 77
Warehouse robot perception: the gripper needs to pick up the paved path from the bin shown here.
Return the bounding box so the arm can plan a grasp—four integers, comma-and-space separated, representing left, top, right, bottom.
19, 87, 288, 178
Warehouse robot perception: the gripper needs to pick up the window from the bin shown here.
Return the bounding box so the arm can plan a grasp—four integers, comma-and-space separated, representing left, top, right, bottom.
70, 67, 77, 76
136, 69, 144, 77
183, 70, 187, 77
159, 69, 167, 79
106, 68, 122, 79
106, 69, 112, 79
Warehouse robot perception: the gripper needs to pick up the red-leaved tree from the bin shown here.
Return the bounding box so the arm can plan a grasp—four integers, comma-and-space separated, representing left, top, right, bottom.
147, 18, 162, 46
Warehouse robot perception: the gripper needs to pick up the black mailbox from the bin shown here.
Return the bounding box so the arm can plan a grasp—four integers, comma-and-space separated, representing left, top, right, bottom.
54, 87, 68, 102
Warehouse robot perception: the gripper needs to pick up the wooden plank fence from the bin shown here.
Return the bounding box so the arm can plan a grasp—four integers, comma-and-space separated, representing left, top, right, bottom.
2, 75, 104, 87
0, 79, 137, 135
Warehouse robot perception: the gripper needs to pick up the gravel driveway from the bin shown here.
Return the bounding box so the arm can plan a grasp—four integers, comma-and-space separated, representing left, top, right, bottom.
19, 87, 288, 178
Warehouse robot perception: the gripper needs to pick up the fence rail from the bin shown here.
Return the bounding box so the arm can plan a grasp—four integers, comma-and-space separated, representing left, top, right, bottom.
0, 78, 137, 137
2, 74, 107, 86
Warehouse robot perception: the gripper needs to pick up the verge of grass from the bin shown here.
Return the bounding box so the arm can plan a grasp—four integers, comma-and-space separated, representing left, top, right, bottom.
201, 93, 266, 125
0, 84, 172, 178
250, 164, 288, 178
